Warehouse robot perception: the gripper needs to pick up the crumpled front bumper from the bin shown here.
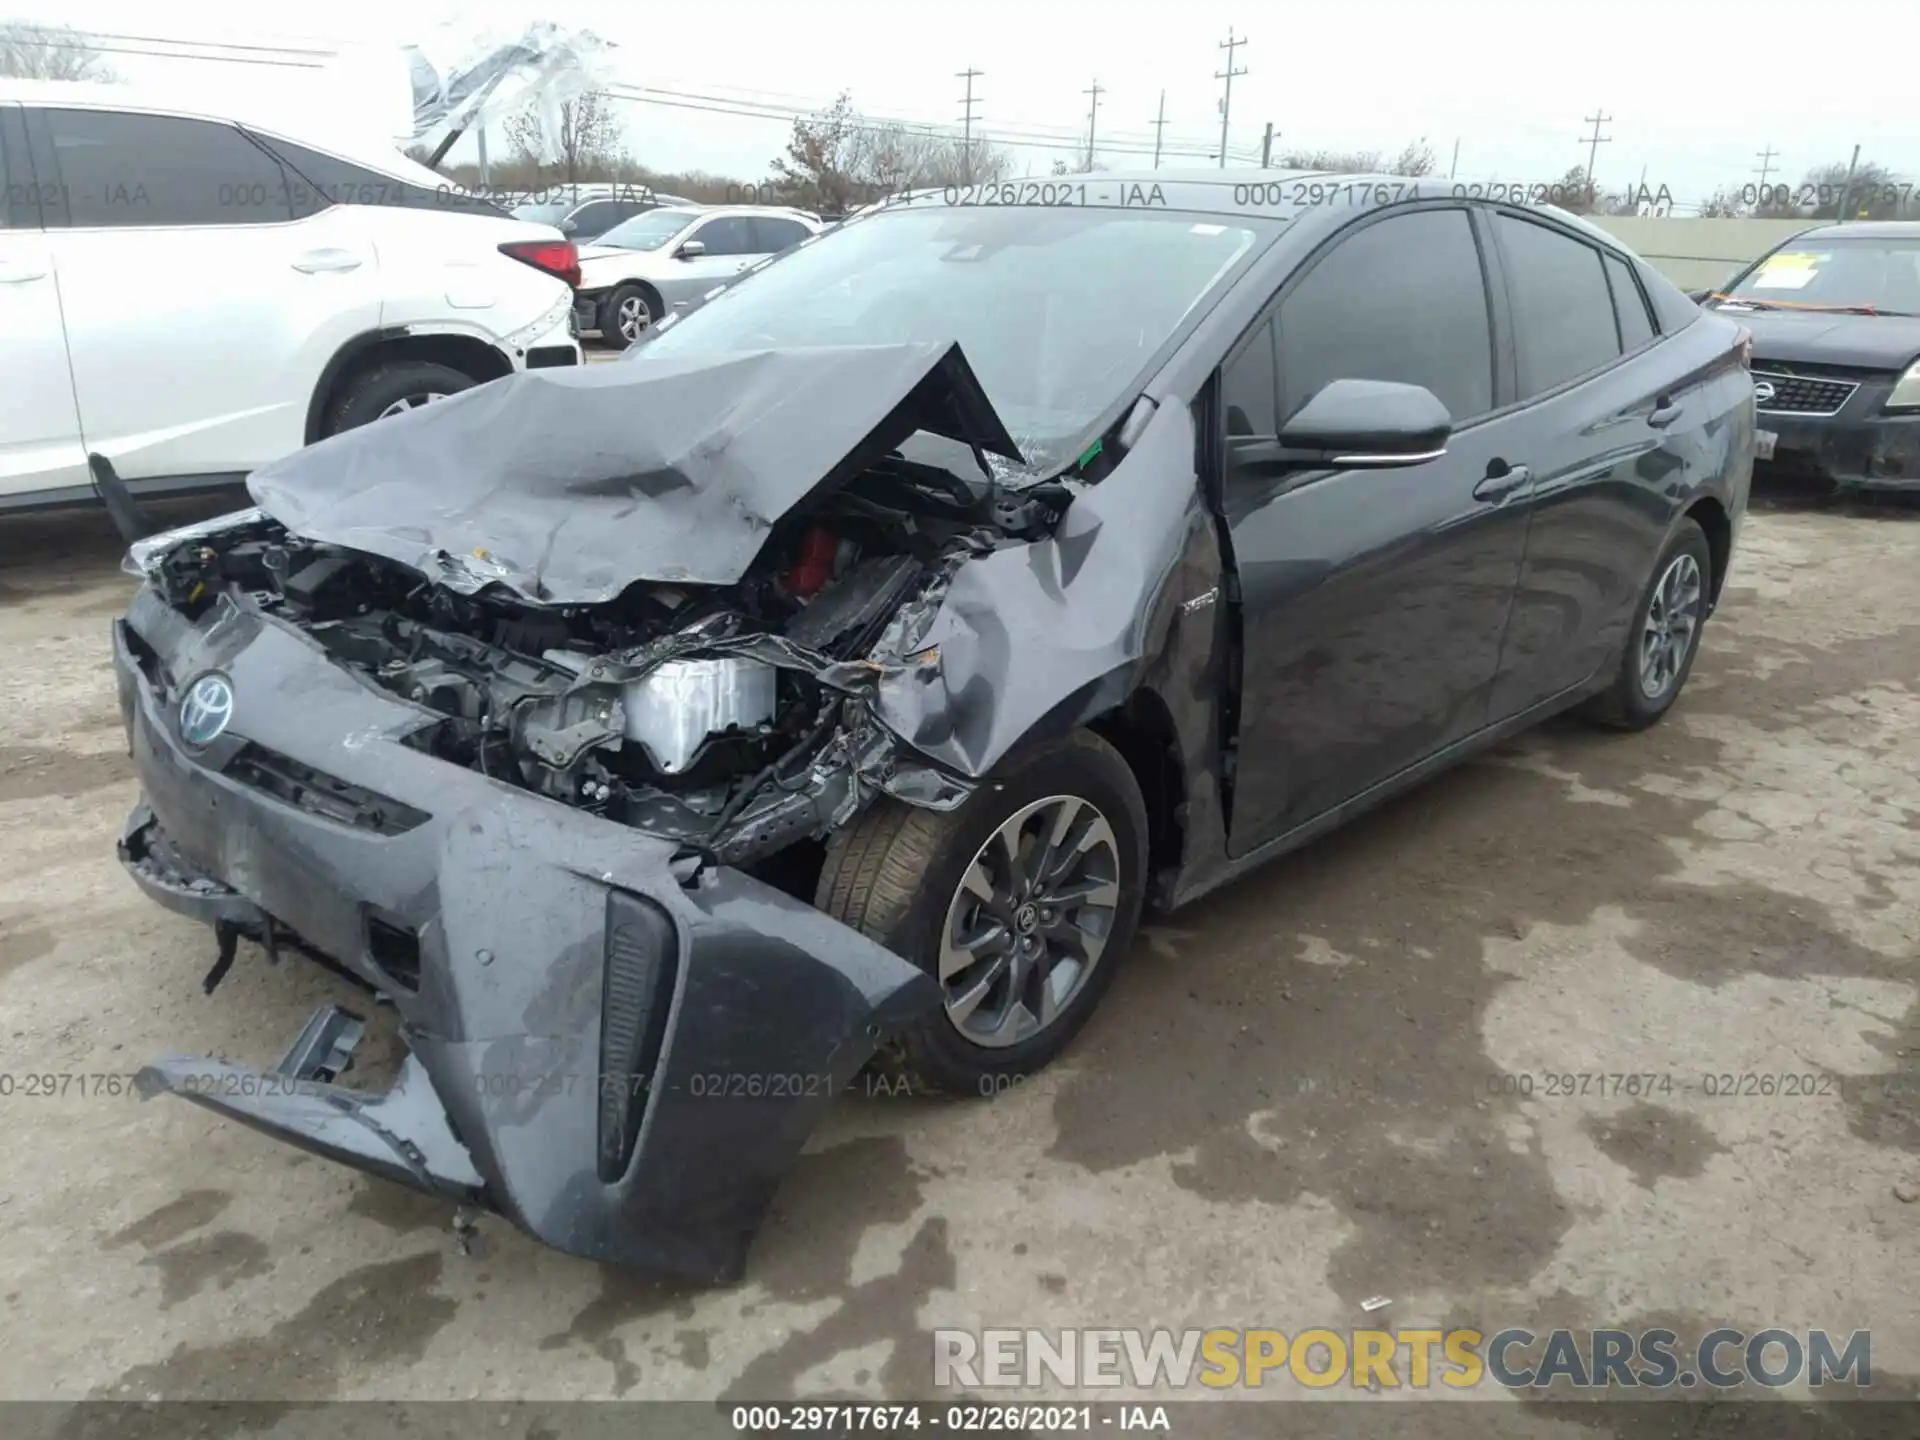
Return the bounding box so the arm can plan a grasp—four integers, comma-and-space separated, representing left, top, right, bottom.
111, 589, 940, 1282
1756, 378, 1920, 491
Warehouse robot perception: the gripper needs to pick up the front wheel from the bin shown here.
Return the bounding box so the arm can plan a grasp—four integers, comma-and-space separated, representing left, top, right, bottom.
816, 730, 1149, 1094
598, 284, 657, 350
1579, 517, 1712, 730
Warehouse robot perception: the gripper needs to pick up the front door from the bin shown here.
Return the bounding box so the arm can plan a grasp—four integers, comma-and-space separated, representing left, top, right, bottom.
1220, 205, 1533, 853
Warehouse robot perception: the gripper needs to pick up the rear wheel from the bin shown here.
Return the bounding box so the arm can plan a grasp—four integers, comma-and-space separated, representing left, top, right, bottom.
322, 361, 475, 437
1579, 518, 1711, 731
816, 730, 1148, 1094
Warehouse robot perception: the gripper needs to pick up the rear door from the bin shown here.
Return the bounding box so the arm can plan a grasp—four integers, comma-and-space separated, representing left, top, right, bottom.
1221, 204, 1534, 852
750, 214, 815, 257
0, 102, 87, 498
25, 103, 384, 481
1482, 211, 1711, 717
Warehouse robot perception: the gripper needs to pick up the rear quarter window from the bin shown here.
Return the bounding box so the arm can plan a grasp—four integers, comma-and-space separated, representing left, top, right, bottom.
249, 134, 507, 220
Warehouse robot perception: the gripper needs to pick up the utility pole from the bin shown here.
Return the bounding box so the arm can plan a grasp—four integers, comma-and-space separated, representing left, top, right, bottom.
1152, 91, 1167, 169
1753, 143, 1778, 195
1449, 137, 1460, 179
1261, 121, 1274, 168
1579, 108, 1612, 203
476, 126, 490, 189
1836, 142, 1861, 223
956, 68, 983, 184
1083, 79, 1103, 172
1216, 27, 1247, 168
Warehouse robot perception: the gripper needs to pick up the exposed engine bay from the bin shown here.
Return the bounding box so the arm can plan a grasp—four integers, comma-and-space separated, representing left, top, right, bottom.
141, 455, 1067, 866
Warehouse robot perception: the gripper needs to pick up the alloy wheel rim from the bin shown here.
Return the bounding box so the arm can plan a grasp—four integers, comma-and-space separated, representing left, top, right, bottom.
376, 391, 447, 419
938, 794, 1122, 1049
1639, 552, 1703, 700
619, 295, 651, 341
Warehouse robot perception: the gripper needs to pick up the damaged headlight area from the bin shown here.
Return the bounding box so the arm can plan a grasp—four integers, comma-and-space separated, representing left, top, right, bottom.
138, 459, 1066, 866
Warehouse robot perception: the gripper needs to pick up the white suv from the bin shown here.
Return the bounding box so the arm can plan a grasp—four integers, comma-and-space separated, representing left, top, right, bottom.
0, 81, 582, 510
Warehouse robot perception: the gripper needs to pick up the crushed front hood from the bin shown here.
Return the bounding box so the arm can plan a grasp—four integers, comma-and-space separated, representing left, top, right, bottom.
248, 341, 1023, 605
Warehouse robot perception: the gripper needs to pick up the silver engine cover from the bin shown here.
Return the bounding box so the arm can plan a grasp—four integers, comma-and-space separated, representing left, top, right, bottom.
622, 657, 777, 774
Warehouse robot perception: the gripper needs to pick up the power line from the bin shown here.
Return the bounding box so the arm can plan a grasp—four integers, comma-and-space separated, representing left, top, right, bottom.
1216, 27, 1248, 169
16, 36, 328, 69
59, 29, 339, 57
604, 85, 1261, 164
956, 68, 982, 184
1083, 79, 1103, 170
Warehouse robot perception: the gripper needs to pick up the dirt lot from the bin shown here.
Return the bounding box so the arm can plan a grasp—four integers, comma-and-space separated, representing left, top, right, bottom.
1, 491, 1917, 1423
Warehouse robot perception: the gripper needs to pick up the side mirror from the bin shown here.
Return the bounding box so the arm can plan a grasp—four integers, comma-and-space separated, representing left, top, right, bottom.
676, 239, 707, 259
560, 217, 579, 236
1272, 378, 1451, 467
1686, 287, 1713, 304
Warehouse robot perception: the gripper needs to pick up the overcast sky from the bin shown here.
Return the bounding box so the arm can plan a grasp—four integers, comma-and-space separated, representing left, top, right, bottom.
31, 0, 1920, 211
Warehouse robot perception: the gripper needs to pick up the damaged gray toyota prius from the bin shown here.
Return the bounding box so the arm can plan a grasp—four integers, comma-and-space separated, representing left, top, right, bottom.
110, 173, 1754, 1281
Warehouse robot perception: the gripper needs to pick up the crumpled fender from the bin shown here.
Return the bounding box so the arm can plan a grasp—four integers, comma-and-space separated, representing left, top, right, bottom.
874, 400, 1220, 777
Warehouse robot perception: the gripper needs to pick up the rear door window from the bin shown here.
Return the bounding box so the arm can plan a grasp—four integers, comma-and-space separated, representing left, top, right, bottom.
36, 107, 298, 227
1495, 213, 1625, 396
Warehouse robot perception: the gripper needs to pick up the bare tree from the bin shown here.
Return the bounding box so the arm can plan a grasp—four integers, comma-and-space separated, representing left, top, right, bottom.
769, 94, 1014, 213
1549, 165, 1597, 213
1698, 187, 1751, 219
504, 90, 626, 186
1783, 158, 1909, 220
1273, 140, 1436, 178
0, 20, 117, 81
1386, 137, 1437, 178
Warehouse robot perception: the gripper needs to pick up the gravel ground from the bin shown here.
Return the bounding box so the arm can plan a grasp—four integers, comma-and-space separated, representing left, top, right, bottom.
1, 490, 1916, 1425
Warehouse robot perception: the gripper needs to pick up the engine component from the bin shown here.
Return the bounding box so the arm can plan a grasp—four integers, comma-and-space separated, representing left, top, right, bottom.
785, 554, 926, 658
623, 658, 777, 775
783, 523, 840, 600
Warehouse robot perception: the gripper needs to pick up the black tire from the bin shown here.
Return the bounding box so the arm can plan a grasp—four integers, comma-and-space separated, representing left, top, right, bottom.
1579, 517, 1712, 731
598, 284, 658, 351
817, 730, 1149, 1095
322, 361, 475, 437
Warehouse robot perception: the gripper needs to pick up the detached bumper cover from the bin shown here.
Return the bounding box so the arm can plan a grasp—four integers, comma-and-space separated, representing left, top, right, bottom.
113, 592, 940, 1282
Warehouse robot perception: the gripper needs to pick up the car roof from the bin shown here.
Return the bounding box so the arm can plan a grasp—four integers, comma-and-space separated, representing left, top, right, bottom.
863, 168, 1645, 255
1789, 221, 1920, 241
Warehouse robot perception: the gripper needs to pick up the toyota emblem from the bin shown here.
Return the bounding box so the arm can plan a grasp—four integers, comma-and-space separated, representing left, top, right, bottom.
178, 673, 235, 748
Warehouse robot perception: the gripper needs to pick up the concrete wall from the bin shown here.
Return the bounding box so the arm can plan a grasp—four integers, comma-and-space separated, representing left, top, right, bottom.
1584, 216, 1815, 290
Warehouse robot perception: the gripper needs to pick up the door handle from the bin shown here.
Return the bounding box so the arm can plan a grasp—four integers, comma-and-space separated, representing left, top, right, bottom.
291, 249, 364, 274
0, 263, 48, 283
1473, 461, 1531, 501
1648, 397, 1683, 428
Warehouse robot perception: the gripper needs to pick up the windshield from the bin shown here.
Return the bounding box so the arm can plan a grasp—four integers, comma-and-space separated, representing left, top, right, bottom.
630, 204, 1278, 472
597, 209, 702, 251
1722, 238, 1920, 314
